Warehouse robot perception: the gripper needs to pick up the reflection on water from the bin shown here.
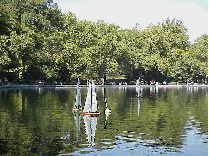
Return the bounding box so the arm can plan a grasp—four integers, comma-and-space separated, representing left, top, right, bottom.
136, 86, 142, 116
0, 86, 208, 155
74, 112, 81, 142
83, 116, 97, 147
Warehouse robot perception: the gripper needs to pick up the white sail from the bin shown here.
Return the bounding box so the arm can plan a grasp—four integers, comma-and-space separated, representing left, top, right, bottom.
83, 82, 91, 112
91, 81, 97, 112
74, 78, 82, 110
75, 78, 80, 108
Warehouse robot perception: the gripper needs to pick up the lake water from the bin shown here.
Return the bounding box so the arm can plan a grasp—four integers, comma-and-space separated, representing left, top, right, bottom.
0, 86, 208, 155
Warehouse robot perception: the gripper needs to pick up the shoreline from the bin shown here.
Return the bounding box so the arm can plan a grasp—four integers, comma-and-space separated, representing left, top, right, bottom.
0, 84, 208, 89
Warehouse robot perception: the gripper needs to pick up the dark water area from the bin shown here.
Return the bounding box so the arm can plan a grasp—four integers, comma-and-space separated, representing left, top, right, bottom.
0, 86, 208, 155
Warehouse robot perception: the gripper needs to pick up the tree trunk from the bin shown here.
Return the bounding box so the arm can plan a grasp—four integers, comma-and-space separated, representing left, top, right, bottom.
104, 72, 106, 85
130, 66, 132, 84
22, 61, 25, 79
164, 70, 167, 81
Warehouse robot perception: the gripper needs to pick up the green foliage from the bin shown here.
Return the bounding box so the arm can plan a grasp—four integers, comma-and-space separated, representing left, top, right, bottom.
187, 34, 208, 81
0, 1, 207, 83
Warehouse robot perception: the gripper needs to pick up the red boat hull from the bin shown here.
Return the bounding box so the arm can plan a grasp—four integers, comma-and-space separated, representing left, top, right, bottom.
82, 112, 101, 116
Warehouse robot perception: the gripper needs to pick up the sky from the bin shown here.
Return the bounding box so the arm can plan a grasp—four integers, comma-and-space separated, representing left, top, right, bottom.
53, 0, 208, 43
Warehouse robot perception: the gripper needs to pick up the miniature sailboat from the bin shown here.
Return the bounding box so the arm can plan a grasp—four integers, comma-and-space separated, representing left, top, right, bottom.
82, 80, 100, 116
73, 78, 82, 111
136, 85, 141, 97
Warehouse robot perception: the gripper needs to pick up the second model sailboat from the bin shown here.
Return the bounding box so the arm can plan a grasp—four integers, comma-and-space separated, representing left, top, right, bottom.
73, 78, 82, 111
82, 80, 100, 116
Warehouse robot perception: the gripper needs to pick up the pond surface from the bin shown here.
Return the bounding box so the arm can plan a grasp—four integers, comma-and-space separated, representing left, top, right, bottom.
0, 86, 208, 155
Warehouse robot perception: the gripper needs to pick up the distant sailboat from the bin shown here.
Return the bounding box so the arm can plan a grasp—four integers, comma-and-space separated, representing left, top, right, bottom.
73, 78, 82, 111
82, 80, 100, 116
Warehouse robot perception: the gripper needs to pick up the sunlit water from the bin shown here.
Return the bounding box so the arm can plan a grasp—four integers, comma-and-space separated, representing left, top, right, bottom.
0, 86, 208, 155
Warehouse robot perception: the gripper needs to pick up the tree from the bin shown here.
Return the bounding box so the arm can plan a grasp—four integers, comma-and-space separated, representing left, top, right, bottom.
186, 34, 208, 82
116, 28, 142, 82
94, 21, 119, 82
0, 0, 207, 84
136, 18, 189, 82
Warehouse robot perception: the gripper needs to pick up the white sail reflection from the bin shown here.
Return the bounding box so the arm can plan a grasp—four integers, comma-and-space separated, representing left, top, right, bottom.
74, 112, 81, 142
83, 115, 98, 147
156, 85, 159, 93
136, 86, 141, 97
104, 98, 111, 120
136, 86, 141, 116
137, 97, 141, 116
163, 87, 167, 94
136, 85, 143, 97
150, 87, 155, 94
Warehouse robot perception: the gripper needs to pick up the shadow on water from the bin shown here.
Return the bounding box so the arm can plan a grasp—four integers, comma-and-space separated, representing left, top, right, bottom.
0, 86, 207, 155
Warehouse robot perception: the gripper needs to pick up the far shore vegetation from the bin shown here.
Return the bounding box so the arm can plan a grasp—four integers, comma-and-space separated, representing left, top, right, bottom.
0, 0, 208, 85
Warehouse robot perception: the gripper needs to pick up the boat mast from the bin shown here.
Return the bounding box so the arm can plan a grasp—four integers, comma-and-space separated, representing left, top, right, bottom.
91, 81, 92, 112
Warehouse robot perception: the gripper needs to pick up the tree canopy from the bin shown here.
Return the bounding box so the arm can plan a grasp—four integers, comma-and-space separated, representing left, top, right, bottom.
0, 0, 208, 84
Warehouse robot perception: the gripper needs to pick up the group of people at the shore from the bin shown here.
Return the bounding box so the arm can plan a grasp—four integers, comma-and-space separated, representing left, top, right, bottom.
136, 78, 204, 86
136, 77, 167, 86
